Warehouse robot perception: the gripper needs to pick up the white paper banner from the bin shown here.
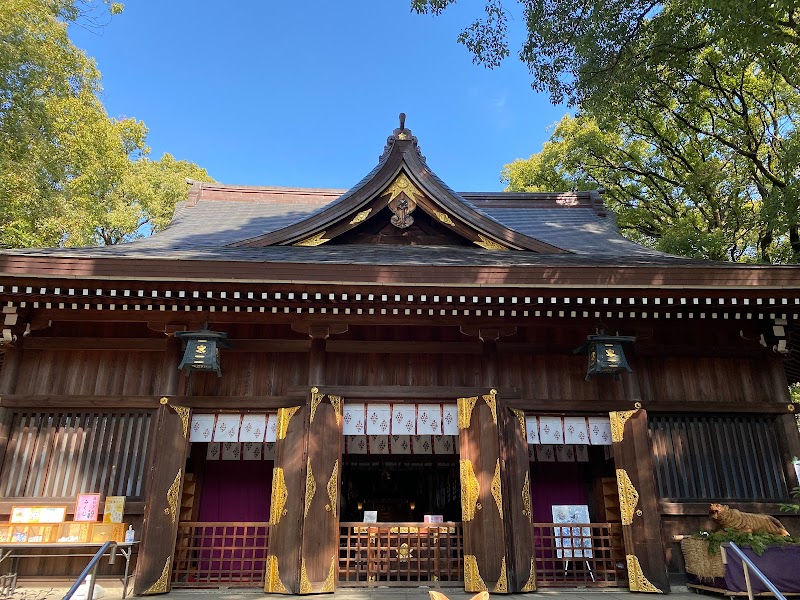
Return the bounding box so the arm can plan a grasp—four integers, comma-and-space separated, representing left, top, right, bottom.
417, 404, 442, 435
222, 442, 241, 460
413, 435, 433, 454
525, 416, 540, 444
346, 435, 367, 454
206, 442, 221, 461
240, 414, 267, 442
343, 403, 367, 435
368, 435, 390, 454
538, 417, 564, 445
213, 414, 241, 442
442, 404, 458, 435
564, 417, 589, 444
391, 405, 416, 435
263, 442, 276, 460
190, 414, 216, 442
588, 417, 613, 445
265, 413, 278, 442
576, 444, 589, 462
242, 442, 263, 460
366, 403, 392, 435
433, 435, 455, 454
555, 444, 575, 462
390, 435, 412, 454
536, 444, 555, 462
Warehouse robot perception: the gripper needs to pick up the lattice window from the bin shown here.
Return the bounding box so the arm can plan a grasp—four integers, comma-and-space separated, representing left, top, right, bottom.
649, 415, 789, 501
0, 411, 153, 499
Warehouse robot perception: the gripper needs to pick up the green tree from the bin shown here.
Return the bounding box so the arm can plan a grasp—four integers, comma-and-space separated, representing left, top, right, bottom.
0, 0, 211, 248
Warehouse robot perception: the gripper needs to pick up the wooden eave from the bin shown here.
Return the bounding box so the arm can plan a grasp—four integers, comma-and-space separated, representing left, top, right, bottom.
229, 132, 566, 253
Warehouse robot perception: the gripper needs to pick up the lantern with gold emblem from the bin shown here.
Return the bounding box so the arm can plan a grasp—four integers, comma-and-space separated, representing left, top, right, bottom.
175, 330, 229, 377
575, 334, 635, 381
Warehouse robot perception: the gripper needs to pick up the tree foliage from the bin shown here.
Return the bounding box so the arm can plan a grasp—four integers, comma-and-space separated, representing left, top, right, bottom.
0, 0, 212, 248
413, 1, 800, 262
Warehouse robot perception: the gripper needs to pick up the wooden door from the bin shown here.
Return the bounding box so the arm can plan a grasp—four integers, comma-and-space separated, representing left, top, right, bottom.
298, 389, 343, 594
609, 407, 669, 593
135, 399, 191, 595
458, 390, 509, 593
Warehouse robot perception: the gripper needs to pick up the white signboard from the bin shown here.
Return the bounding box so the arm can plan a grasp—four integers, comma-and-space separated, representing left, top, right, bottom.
551, 504, 593, 559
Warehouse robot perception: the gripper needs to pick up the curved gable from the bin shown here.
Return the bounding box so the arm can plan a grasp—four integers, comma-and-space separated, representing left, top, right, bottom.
231, 120, 568, 253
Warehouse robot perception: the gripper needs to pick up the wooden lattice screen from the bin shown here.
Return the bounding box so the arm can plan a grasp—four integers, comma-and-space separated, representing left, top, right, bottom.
0, 411, 153, 499
649, 415, 789, 500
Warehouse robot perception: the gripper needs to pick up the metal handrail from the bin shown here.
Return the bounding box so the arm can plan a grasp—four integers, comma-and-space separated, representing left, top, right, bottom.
62, 541, 117, 600
721, 542, 786, 600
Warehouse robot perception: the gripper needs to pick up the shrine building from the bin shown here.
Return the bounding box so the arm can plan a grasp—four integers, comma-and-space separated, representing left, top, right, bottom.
0, 119, 798, 595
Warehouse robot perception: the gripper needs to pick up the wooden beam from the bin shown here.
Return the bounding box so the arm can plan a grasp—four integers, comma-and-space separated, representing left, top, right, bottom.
23, 337, 167, 351
0, 396, 162, 408
289, 385, 521, 400
327, 340, 482, 354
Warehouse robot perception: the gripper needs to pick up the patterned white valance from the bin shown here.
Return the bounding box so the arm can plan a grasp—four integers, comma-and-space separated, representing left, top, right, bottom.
528, 443, 590, 463
524, 416, 612, 446
206, 441, 277, 461
345, 403, 458, 436
191, 413, 278, 443
344, 434, 457, 455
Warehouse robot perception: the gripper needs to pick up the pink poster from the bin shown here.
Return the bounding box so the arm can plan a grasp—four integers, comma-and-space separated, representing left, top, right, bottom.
75, 493, 101, 522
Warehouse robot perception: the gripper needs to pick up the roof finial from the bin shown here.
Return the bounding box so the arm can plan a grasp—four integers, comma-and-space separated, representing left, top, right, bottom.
399, 112, 406, 131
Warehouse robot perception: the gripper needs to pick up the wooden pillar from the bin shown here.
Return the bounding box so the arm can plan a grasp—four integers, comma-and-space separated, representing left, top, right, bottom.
267, 324, 344, 594
777, 410, 800, 488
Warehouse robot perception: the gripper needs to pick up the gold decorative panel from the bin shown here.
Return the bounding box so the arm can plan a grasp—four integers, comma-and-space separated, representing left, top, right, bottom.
310, 387, 324, 424
270, 467, 288, 525
382, 172, 425, 203
511, 408, 526, 434
300, 558, 313, 594
610, 409, 638, 442
457, 396, 479, 429
142, 556, 171, 595
616, 468, 640, 526
328, 395, 342, 426
460, 459, 481, 521
464, 555, 488, 592
349, 209, 372, 225
164, 469, 182, 524
494, 556, 508, 593
169, 404, 190, 439
475, 234, 508, 250
491, 459, 503, 520
627, 554, 662, 593
265, 555, 289, 593
521, 557, 537, 592
294, 231, 328, 247
433, 210, 455, 225
326, 460, 338, 515
483, 389, 498, 425
304, 458, 316, 517
322, 555, 336, 592
277, 406, 301, 440
522, 471, 531, 520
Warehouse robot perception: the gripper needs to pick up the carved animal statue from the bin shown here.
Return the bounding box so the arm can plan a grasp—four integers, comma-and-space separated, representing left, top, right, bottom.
431, 592, 489, 600
709, 503, 790, 536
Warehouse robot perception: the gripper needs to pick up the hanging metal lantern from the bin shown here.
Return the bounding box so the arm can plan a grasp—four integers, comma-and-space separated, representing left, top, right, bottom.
575, 334, 635, 381
175, 330, 230, 377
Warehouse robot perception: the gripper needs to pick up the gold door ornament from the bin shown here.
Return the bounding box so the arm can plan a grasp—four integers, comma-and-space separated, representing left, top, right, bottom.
626, 555, 662, 593
511, 408, 526, 434
493, 556, 508, 593
265, 555, 289, 593
491, 459, 503, 520
167, 403, 190, 439
460, 459, 481, 521
309, 387, 324, 424
610, 409, 639, 442
142, 557, 171, 595
321, 556, 336, 593
164, 469, 182, 524
277, 406, 301, 440
482, 389, 498, 425
464, 555, 488, 592
270, 467, 288, 525
328, 395, 342, 425
326, 460, 338, 514
521, 557, 537, 592
457, 396, 479, 429
521, 471, 531, 520
616, 468, 640, 526
304, 458, 316, 517
300, 558, 313, 594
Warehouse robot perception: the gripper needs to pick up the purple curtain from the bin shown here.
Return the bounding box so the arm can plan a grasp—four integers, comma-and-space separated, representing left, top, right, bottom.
198, 460, 273, 522
530, 461, 589, 522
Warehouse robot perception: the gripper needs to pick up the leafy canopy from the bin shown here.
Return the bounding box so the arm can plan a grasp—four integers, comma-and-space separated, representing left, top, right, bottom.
0, 0, 212, 248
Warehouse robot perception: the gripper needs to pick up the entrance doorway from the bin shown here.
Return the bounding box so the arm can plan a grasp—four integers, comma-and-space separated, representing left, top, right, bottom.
171, 442, 274, 588
338, 448, 463, 586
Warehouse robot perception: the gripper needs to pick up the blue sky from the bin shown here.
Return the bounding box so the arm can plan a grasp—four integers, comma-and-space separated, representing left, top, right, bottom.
71, 1, 567, 192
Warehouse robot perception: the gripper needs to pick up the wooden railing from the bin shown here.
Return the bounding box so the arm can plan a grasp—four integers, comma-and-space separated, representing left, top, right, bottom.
531, 522, 627, 587
171, 522, 269, 588
339, 522, 463, 587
